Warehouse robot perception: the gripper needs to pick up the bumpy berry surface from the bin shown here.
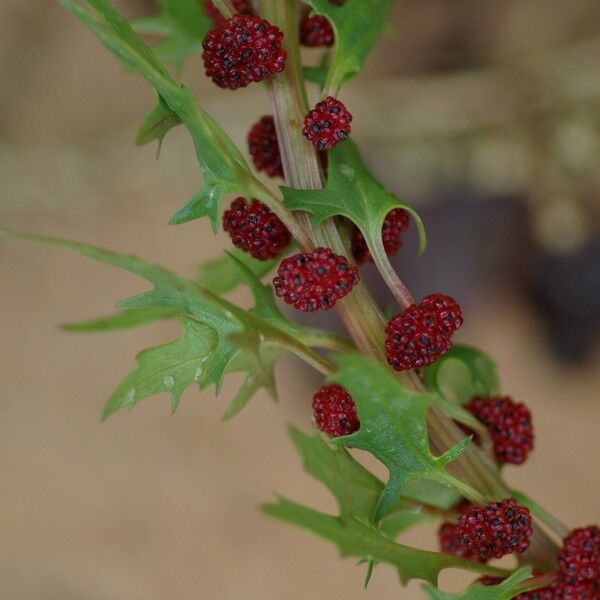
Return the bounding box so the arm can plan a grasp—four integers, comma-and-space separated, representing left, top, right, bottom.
203, 0, 253, 28
302, 96, 352, 150
248, 116, 284, 178
273, 248, 359, 312
439, 522, 486, 562
202, 15, 286, 89
457, 498, 533, 560
558, 527, 600, 586
312, 384, 359, 437
300, 13, 335, 47
385, 293, 462, 371
351, 208, 410, 265
222, 197, 291, 260
555, 582, 599, 599
466, 396, 534, 465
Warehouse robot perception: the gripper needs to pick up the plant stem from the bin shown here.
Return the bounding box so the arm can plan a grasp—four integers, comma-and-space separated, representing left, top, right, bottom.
212, 0, 234, 18
262, 0, 560, 571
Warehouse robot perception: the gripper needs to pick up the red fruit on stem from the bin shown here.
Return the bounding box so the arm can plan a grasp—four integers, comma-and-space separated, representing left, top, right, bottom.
558, 527, 600, 586
273, 247, 359, 312
385, 294, 462, 372
300, 13, 335, 47
351, 208, 410, 265
457, 498, 533, 560
222, 197, 291, 260
420, 292, 464, 334
312, 384, 359, 437
466, 396, 534, 465
203, 0, 253, 28
248, 116, 284, 178
302, 96, 352, 150
202, 15, 287, 89
439, 522, 487, 562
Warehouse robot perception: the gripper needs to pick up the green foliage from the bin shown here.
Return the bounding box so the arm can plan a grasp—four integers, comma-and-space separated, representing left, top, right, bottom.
59, 0, 272, 232
422, 567, 535, 599
7, 231, 335, 419
132, 0, 211, 69
104, 317, 218, 417
282, 141, 426, 273
328, 354, 479, 521
62, 307, 177, 332
263, 497, 510, 586
135, 93, 181, 151
196, 248, 282, 296
305, 0, 394, 92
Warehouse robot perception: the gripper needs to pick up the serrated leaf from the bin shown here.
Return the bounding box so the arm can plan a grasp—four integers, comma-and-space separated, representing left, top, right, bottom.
424, 345, 501, 403
282, 141, 426, 274
104, 316, 218, 417
135, 92, 181, 150
59, 0, 258, 231
422, 567, 535, 599
62, 307, 177, 332
8, 231, 334, 419
263, 497, 510, 586
196, 248, 280, 296
329, 353, 478, 521
305, 0, 394, 91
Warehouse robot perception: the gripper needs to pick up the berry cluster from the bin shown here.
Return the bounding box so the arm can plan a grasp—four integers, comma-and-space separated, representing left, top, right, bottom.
222, 197, 291, 260
203, 0, 253, 28
351, 208, 410, 265
248, 116, 284, 178
303, 96, 353, 150
385, 293, 463, 371
300, 13, 335, 47
466, 396, 534, 465
312, 384, 359, 437
273, 248, 359, 312
456, 498, 533, 560
202, 15, 287, 89
438, 521, 485, 563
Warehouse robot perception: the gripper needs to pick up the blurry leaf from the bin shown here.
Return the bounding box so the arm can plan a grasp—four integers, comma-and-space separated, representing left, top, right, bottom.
305, 0, 394, 91
400, 479, 461, 512
135, 93, 181, 151
59, 0, 259, 231
329, 353, 476, 521
263, 497, 510, 585
61, 307, 177, 332
282, 141, 427, 275
422, 567, 535, 599
104, 316, 218, 416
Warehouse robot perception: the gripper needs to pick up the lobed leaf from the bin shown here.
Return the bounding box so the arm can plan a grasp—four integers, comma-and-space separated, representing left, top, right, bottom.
62, 307, 177, 332
135, 93, 181, 151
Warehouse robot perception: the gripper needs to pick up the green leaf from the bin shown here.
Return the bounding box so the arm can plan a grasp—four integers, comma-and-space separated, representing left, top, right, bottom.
196, 248, 281, 296
329, 353, 478, 521
133, 0, 211, 69
282, 141, 427, 268
422, 567, 535, 599
305, 0, 394, 91
61, 307, 178, 332
424, 345, 501, 404
263, 497, 510, 586
8, 231, 333, 419
400, 479, 461, 512
59, 0, 258, 231
135, 92, 181, 151
104, 316, 218, 417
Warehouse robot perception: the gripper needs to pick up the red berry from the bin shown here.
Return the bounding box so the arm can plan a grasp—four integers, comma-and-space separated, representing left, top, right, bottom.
555, 582, 599, 599
351, 208, 410, 265
303, 96, 352, 150
203, 0, 253, 28
273, 248, 359, 312
312, 384, 359, 437
439, 522, 486, 562
202, 15, 287, 90
558, 527, 600, 586
300, 13, 334, 47
222, 197, 291, 260
457, 498, 533, 560
385, 294, 462, 372
466, 396, 534, 465
248, 116, 284, 178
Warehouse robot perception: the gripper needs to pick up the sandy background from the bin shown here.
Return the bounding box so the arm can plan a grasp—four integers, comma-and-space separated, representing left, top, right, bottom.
1, 1, 599, 599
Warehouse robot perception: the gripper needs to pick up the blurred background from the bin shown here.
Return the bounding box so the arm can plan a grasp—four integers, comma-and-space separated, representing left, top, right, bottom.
0, 0, 599, 598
